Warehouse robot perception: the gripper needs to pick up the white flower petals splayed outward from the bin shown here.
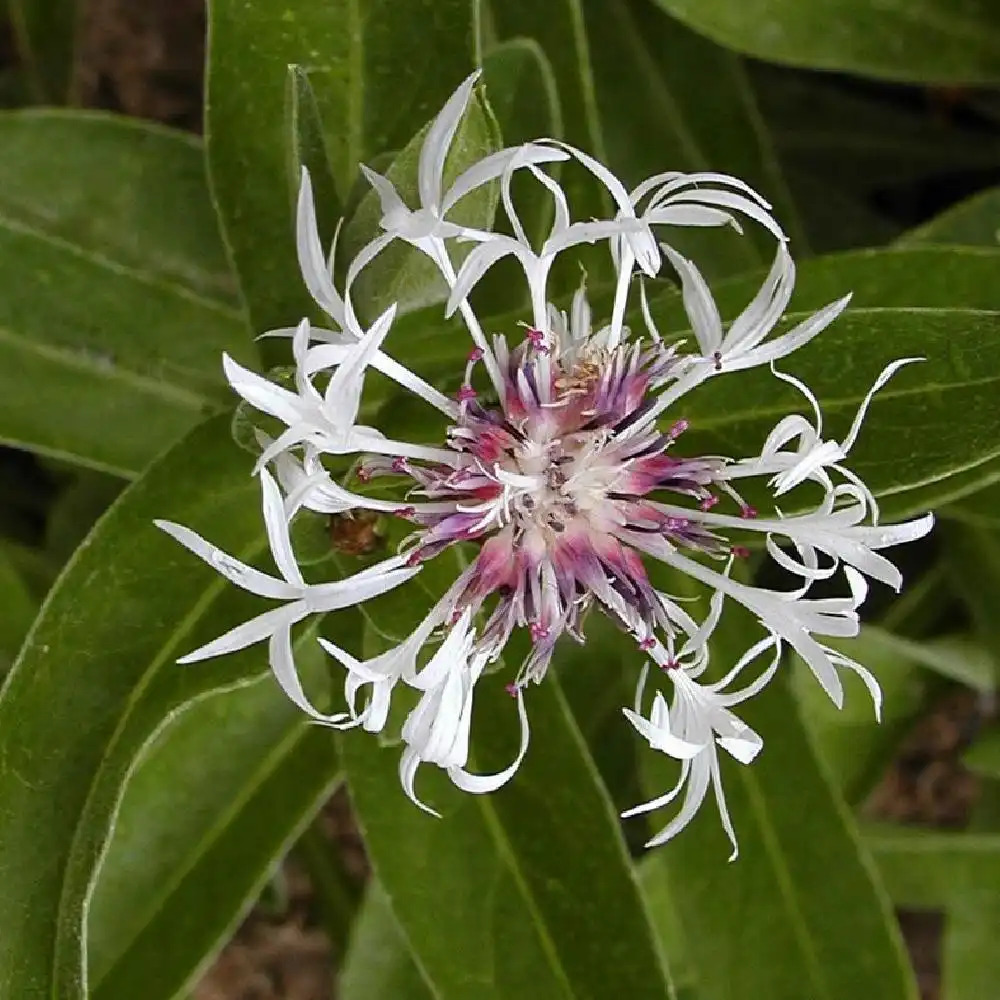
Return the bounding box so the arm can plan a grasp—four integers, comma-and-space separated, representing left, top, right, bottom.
158, 71, 933, 853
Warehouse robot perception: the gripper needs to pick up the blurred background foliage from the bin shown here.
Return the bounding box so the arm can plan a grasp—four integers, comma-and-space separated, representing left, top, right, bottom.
0, 1, 999, 999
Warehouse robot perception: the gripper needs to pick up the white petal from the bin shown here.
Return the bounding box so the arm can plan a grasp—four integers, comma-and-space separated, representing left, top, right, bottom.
442, 144, 568, 214
359, 164, 409, 220
446, 238, 523, 316
644, 757, 713, 848
643, 204, 736, 229
714, 715, 763, 765
668, 189, 785, 241
708, 754, 741, 862
177, 604, 305, 663
660, 244, 723, 356
730, 295, 851, 372
622, 706, 704, 759
621, 761, 690, 819
223, 353, 304, 427
306, 562, 421, 613
269, 623, 348, 724
409, 607, 475, 691
419, 71, 480, 210
723, 244, 795, 355
296, 168, 345, 325
842, 357, 924, 454
260, 469, 305, 587
305, 339, 458, 419
155, 519, 299, 601
398, 746, 442, 818
449, 687, 531, 794
323, 302, 397, 427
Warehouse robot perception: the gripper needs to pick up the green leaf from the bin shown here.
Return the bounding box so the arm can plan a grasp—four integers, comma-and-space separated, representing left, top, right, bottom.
340, 87, 501, 322
645, 664, 918, 1000
941, 523, 1000, 681
654, 245, 1000, 315
45, 470, 122, 562
637, 857, 696, 995
285, 65, 344, 244
648, 0, 1000, 84
581, 0, 805, 273
340, 880, 434, 1000
900, 187, 1000, 249
780, 169, 901, 255
0, 545, 37, 672
0, 415, 295, 999
341, 668, 675, 1000
206, 0, 476, 331
963, 727, 1000, 779
7, 0, 77, 102
0, 111, 239, 303
0, 112, 252, 475
755, 65, 1000, 190
942, 785, 1000, 1000
87, 661, 342, 1000
899, 202, 1000, 524
864, 824, 1000, 909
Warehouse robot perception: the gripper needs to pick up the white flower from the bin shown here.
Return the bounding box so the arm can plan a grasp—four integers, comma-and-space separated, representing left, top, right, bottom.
316, 584, 465, 733
155, 468, 420, 720
159, 75, 934, 847
446, 159, 638, 336
623, 618, 781, 859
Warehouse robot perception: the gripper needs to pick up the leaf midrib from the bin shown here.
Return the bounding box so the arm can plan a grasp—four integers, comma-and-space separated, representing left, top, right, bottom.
0, 214, 244, 321
0, 324, 209, 411
738, 763, 832, 1000
91, 676, 339, 995
51, 499, 267, 999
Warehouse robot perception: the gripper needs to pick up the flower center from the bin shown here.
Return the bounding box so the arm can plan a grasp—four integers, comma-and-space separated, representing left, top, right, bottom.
497, 430, 620, 539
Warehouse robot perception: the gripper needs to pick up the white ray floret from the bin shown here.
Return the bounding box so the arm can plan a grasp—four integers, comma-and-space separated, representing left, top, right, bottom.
623, 616, 781, 859
155, 469, 420, 721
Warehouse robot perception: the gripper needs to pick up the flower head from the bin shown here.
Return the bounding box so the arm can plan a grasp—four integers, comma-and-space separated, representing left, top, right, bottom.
159, 75, 933, 846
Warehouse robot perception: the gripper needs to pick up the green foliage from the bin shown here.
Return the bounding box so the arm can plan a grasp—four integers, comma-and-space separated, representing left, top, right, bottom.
582, 0, 805, 268
340, 88, 502, 322
6, 0, 78, 102
340, 880, 433, 1000
0, 417, 279, 999
662, 305, 1000, 517
87, 659, 342, 1000
3, 1, 1000, 998
647, 0, 1000, 83
0, 545, 36, 672
0, 112, 250, 475
640, 616, 918, 1000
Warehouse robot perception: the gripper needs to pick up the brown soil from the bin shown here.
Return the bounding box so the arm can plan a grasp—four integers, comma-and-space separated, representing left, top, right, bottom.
865, 688, 996, 1000
73, 0, 205, 130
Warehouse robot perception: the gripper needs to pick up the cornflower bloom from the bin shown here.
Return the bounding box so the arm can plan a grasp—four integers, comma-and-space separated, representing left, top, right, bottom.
160, 73, 932, 846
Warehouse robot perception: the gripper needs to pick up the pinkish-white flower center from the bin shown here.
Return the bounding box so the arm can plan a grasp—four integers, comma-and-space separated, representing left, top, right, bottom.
491, 430, 625, 541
